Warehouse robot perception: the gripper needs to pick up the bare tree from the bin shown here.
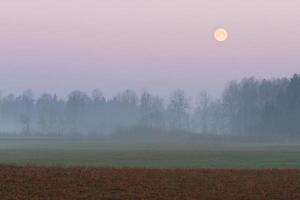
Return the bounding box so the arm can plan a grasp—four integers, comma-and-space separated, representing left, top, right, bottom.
167, 89, 189, 130
194, 91, 210, 133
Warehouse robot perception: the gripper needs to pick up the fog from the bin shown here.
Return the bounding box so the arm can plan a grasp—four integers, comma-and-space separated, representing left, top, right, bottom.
0, 74, 299, 142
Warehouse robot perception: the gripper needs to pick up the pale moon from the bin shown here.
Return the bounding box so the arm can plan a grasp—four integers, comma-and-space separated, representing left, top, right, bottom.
214, 28, 228, 42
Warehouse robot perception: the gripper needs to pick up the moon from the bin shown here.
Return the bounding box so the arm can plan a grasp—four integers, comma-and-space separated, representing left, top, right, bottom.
214, 28, 228, 42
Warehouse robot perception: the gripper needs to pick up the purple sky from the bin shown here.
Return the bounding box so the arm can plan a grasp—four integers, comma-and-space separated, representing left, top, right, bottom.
0, 0, 299, 98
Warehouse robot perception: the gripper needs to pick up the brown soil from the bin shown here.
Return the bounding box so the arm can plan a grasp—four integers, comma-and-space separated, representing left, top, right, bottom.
0, 165, 299, 200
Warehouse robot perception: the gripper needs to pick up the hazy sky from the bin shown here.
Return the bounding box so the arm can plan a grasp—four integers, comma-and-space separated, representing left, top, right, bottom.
0, 0, 299, 98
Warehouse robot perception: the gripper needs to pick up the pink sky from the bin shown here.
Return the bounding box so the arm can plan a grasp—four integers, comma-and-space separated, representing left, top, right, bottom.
0, 0, 299, 98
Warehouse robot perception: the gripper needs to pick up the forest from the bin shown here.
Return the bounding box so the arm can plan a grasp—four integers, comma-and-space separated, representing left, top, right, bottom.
0, 74, 299, 138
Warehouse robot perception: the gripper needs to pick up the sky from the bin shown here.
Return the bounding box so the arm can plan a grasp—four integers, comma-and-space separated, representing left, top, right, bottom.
0, 0, 299, 98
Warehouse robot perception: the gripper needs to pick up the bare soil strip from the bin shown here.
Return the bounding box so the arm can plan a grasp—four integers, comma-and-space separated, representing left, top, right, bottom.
0, 165, 300, 200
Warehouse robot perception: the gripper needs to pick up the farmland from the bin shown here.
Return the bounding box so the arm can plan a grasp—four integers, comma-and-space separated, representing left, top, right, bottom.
0, 165, 300, 200
1, 137, 300, 199
0, 137, 300, 168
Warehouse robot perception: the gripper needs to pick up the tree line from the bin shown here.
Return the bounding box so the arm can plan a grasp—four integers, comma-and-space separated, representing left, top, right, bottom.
0, 74, 299, 137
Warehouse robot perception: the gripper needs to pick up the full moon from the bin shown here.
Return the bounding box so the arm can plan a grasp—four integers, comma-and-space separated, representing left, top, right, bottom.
214, 28, 228, 42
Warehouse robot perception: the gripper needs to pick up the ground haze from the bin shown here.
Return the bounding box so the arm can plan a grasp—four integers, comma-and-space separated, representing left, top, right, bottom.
1, 137, 300, 168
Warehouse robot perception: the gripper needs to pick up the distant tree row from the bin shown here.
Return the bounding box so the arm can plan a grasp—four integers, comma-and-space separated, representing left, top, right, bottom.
0, 74, 299, 137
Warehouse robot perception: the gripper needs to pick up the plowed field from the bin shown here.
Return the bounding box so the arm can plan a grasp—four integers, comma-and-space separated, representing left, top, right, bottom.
0, 165, 299, 200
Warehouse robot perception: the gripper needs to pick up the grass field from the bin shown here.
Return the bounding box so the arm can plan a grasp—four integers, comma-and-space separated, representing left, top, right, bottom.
0, 137, 300, 168
0, 165, 300, 200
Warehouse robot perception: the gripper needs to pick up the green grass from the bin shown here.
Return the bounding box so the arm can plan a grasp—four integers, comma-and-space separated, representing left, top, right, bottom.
0, 137, 300, 168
